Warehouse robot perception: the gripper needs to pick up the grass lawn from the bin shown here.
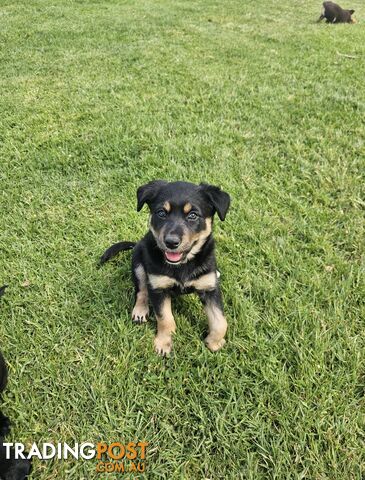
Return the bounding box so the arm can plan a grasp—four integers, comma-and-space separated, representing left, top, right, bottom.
0, 0, 364, 478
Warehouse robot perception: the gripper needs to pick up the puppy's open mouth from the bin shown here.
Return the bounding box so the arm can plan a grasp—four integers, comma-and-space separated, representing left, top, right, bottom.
163, 240, 199, 264
164, 251, 183, 264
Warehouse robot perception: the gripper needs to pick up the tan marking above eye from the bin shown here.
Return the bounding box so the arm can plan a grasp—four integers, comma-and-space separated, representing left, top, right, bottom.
163, 201, 171, 212
183, 203, 192, 214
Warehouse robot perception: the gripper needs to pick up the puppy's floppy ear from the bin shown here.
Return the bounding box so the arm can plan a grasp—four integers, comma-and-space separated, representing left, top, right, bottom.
199, 183, 230, 221
137, 180, 168, 212
349, 9, 355, 14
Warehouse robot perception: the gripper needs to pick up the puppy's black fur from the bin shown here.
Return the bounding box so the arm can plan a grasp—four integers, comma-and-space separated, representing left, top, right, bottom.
101, 181, 230, 355
318, 1, 356, 23
0, 357, 31, 480
0, 288, 31, 480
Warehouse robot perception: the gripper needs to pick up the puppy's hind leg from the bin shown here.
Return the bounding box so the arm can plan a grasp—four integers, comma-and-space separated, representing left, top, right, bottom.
132, 264, 149, 324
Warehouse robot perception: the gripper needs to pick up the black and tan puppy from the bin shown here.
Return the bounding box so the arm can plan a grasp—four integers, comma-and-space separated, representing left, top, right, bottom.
318, 1, 356, 23
100, 181, 230, 355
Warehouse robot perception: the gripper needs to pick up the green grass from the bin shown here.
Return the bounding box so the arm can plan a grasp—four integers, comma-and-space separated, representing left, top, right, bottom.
0, 0, 364, 478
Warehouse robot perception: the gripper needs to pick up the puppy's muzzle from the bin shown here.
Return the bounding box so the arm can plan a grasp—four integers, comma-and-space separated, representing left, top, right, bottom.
163, 232, 184, 263
164, 233, 181, 250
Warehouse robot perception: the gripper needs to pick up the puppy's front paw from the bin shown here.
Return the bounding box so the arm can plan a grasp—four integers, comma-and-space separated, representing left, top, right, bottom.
154, 335, 173, 356
204, 337, 226, 352
132, 306, 149, 324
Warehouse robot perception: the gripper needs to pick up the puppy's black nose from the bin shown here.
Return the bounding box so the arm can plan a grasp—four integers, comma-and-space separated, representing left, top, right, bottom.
164, 234, 181, 250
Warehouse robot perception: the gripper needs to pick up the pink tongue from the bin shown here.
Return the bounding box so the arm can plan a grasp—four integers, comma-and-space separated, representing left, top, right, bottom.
165, 252, 183, 262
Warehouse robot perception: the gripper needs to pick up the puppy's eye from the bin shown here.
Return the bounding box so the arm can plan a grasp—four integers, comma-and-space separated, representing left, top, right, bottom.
157, 210, 167, 218
187, 212, 198, 220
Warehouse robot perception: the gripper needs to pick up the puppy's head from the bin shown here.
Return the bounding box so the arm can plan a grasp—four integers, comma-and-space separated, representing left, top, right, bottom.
347, 9, 356, 22
137, 181, 230, 265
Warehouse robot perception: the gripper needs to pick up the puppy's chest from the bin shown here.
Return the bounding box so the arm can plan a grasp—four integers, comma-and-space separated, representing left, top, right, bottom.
147, 271, 217, 293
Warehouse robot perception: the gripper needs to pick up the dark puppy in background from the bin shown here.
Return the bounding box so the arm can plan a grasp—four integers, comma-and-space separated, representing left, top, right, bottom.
318, 1, 356, 23
100, 181, 230, 355
0, 287, 31, 480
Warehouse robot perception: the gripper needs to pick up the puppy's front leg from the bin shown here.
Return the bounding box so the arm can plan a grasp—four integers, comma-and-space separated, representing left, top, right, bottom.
132, 264, 149, 324
149, 290, 176, 356
200, 288, 227, 352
